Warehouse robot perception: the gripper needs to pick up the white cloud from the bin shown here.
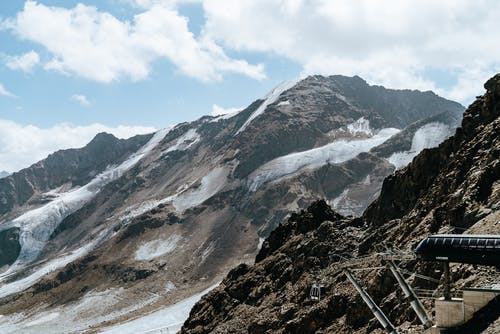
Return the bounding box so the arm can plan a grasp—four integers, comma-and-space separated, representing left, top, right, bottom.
0, 83, 15, 97
211, 104, 242, 116
71, 94, 91, 107
6, 50, 40, 72
0, 119, 156, 172
4, 1, 264, 83
202, 0, 500, 104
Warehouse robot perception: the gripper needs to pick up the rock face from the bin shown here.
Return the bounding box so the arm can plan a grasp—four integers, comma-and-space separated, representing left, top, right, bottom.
179, 75, 499, 333
0, 75, 466, 332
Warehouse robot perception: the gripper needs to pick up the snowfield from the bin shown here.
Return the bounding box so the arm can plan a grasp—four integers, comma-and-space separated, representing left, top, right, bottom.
388, 122, 452, 169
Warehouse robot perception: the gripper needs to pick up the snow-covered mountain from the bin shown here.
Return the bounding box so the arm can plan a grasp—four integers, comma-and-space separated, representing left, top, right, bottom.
0, 75, 464, 332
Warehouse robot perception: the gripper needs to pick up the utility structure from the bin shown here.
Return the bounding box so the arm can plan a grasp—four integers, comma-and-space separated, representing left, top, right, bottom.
387, 260, 433, 328
344, 269, 399, 334
414, 234, 500, 332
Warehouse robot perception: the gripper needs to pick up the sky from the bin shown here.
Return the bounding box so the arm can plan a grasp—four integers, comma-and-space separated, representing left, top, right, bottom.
0, 0, 499, 172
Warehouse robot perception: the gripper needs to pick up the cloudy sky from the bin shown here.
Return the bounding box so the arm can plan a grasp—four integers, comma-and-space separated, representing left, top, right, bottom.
0, 0, 499, 172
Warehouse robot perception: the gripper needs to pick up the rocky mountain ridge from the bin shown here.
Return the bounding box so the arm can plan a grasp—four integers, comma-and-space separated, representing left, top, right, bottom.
180, 74, 500, 333
0, 75, 465, 333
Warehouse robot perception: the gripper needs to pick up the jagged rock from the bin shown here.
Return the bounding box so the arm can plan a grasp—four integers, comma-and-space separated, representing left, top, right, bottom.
180, 74, 500, 333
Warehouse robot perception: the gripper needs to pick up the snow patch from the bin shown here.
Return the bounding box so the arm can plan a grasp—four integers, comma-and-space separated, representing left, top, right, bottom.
164, 281, 176, 293
235, 78, 300, 135
388, 122, 451, 169
257, 237, 265, 250
248, 127, 400, 191
277, 100, 290, 106
118, 199, 167, 223
135, 235, 182, 261
163, 128, 200, 154
328, 189, 362, 217
172, 166, 229, 212
100, 284, 219, 334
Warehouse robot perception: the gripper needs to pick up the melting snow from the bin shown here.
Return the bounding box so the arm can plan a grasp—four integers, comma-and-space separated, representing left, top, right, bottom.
118, 199, 168, 223
388, 122, 451, 169
248, 127, 400, 191
235, 78, 300, 135
135, 235, 182, 261
163, 129, 200, 154
172, 167, 229, 212
100, 284, 219, 334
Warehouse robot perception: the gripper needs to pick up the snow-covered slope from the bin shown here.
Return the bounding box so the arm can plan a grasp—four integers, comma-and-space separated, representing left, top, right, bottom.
387, 122, 452, 169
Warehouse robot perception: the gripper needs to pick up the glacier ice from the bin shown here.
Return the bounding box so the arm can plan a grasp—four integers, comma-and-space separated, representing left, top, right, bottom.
248, 127, 400, 191
388, 122, 452, 169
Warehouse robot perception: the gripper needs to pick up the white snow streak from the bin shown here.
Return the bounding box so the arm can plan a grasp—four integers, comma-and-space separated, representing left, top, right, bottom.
235, 78, 300, 135
387, 122, 451, 169
172, 166, 229, 212
100, 284, 219, 334
248, 127, 400, 191
163, 129, 200, 154
135, 234, 182, 261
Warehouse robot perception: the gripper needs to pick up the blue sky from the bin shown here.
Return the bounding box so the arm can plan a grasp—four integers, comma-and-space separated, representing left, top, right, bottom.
0, 0, 499, 172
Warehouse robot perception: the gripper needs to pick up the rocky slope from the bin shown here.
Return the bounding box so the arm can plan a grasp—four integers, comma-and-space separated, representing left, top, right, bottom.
180, 75, 500, 333
0, 75, 464, 332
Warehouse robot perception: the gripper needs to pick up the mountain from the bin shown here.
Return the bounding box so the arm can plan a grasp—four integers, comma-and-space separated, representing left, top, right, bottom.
0, 75, 464, 332
0, 171, 9, 179
180, 74, 500, 333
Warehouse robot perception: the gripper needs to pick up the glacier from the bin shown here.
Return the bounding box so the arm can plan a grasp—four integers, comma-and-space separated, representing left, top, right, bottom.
248, 126, 400, 191
387, 122, 452, 169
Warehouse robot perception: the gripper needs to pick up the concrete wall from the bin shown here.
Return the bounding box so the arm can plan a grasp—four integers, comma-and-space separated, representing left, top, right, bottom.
435, 298, 464, 327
